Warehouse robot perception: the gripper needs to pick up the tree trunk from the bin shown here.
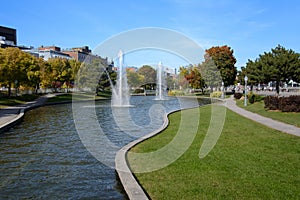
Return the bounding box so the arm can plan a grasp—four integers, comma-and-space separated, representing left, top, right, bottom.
8, 83, 11, 97
276, 80, 280, 96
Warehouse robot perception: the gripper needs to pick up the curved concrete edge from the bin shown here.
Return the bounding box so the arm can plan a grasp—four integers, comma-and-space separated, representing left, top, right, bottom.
115, 103, 203, 200
0, 108, 25, 134
115, 112, 169, 200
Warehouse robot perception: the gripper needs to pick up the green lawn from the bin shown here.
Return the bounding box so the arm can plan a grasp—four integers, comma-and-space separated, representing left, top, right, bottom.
236, 100, 300, 127
0, 94, 40, 107
128, 105, 300, 199
46, 93, 107, 103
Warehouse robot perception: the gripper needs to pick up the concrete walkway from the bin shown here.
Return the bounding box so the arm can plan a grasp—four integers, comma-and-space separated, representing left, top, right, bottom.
0, 94, 55, 133
225, 97, 300, 137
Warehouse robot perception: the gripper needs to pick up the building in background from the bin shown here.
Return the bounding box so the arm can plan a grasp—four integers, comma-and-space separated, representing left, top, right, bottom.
0, 25, 112, 70
23, 46, 72, 60
0, 26, 17, 48
63, 46, 105, 63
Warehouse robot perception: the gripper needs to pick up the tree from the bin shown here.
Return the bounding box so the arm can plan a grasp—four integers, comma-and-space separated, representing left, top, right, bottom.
178, 66, 190, 89
47, 58, 72, 91
205, 45, 237, 87
198, 59, 221, 91
0, 47, 38, 96
69, 59, 82, 84
97, 70, 116, 92
184, 65, 205, 92
24, 56, 41, 93
137, 65, 156, 89
126, 69, 144, 88
245, 45, 300, 94
75, 59, 104, 93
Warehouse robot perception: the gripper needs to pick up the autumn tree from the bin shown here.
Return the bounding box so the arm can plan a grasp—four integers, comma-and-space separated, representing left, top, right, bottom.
185, 65, 204, 88
69, 59, 82, 84
204, 45, 237, 87
0, 47, 39, 96
46, 58, 73, 91
178, 66, 190, 89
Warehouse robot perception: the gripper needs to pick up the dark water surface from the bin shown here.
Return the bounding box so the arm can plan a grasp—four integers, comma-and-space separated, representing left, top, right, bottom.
0, 96, 202, 199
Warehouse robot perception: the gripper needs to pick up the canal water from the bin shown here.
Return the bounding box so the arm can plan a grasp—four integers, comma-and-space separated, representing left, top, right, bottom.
0, 96, 204, 199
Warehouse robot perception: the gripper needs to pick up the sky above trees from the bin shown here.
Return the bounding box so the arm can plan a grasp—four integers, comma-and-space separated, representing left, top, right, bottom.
1, 0, 299, 69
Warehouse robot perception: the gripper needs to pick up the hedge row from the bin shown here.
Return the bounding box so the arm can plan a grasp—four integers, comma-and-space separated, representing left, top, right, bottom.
234, 92, 265, 104
233, 93, 243, 99
264, 96, 300, 112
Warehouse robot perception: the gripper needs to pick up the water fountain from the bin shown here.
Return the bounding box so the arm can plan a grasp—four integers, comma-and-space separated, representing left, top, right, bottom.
111, 50, 130, 107
155, 61, 167, 100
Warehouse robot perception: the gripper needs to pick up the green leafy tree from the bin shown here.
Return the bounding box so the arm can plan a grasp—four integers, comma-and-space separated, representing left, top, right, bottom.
137, 65, 156, 89
127, 69, 145, 88
75, 59, 104, 93
245, 45, 300, 94
198, 59, 222, 91
97, 70, 116, 92
24, 56, 41, 93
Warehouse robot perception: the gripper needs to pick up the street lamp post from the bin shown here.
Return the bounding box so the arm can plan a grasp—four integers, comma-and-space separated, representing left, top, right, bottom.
244, 76, 248, 106
221, 81, 225, 99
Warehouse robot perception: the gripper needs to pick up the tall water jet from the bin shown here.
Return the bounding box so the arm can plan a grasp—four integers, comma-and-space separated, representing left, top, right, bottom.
155, 61, 166, 100
111, 50, 130, 107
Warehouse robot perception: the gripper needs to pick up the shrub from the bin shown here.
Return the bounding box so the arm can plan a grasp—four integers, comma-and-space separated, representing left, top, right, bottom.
248, 93, 255, 104
264, 95, 300, 112
210, 91, 222, 98
168, 90, 185, 96
247, 93, 264, 104
264, 96, 279, 110
234, 93, 243, 99
280, 96, 300, 112
133, 88, 144, 94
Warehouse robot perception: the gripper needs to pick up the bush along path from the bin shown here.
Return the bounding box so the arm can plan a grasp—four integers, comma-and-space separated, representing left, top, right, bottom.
226, 96, 300, 137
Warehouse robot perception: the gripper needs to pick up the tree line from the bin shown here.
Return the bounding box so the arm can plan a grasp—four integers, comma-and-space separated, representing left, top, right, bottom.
0, 47, 83, 96
179, 45, 237, 92
180, 44, 300, 95
238, 45, 300, 94
1, 44, 299, 97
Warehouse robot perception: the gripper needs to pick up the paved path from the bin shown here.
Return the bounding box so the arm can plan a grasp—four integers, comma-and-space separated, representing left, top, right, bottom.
0, 94, 55, 133
225, 97, 300, 137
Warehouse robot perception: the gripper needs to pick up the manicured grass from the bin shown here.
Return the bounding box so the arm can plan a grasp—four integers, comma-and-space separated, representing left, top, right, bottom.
46, 93, 107, 103
0, 94, 40, 107
128, 105, 300, 199
236, 100, 300, 127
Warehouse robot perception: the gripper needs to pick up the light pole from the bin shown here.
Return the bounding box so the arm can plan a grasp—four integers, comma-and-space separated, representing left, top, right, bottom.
221, 81, 225, 99
244, 76, 248, 106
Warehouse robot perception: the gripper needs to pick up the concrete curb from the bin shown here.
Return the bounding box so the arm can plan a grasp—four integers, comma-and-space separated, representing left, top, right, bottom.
0, 94, 55, 134
115, 112, 169, 200
0, 108, 25, 133
115, 102, 203, 200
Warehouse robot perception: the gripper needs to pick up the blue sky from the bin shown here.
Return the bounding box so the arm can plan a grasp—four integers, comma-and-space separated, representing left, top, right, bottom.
1, 0, 300, 69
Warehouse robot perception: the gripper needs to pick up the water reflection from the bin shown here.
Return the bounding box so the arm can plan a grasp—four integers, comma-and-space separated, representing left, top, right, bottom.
0, 96, 204, 199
